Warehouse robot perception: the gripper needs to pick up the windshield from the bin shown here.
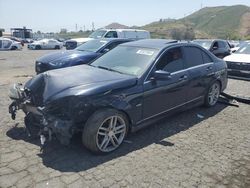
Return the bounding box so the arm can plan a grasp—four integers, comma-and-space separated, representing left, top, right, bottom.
91, 46, 159, 76
89, 30, 107, 39
235, 43, 250, 54
193, 40, 212, 49
76, 40, 108, 52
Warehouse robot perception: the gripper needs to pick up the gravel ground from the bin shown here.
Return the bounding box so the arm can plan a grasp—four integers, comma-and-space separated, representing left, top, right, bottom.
0, 47, 250, 188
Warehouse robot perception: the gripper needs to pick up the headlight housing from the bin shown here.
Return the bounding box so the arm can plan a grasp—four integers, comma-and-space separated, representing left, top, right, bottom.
49, 59, 68, 67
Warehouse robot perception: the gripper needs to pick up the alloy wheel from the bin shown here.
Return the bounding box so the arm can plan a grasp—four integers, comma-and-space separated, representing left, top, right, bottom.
208, 83, 220, 106
96, 115, 126, 152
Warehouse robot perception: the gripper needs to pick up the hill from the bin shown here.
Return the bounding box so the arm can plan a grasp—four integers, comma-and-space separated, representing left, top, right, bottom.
142, 5, 250, 39
104, 22, 129, 29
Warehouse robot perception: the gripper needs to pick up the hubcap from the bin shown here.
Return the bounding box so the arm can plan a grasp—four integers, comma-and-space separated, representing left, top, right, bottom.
208, 83, 220, 106
96, 115, 126, 152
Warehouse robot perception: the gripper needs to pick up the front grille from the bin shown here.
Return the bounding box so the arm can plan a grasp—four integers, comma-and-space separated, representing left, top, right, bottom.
65, 41, 77, 50
226, 61, 250, 71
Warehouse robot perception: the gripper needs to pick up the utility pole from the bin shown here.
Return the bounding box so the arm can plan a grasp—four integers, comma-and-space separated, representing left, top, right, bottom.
75, 24, 78, 32
92, 22, 95, 31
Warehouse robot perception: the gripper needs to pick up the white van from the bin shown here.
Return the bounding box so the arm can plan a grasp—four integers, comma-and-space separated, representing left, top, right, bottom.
65, 29, 150, 50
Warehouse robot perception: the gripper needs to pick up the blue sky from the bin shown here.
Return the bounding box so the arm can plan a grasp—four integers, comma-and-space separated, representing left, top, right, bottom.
1, 0, 250, 32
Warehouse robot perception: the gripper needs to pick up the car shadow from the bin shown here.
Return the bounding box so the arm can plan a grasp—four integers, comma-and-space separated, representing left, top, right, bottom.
6, 104, 227, 172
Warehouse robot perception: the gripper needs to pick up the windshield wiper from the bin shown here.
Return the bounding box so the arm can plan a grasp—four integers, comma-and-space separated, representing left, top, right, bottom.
96, 66, 124, 74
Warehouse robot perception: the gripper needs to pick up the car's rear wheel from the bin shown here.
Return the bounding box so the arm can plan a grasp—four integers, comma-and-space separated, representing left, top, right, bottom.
55, 45, 60, 49
11, 46, 17, 50
35, 45, 41, 50
82, 109, 128, 154
204, 81, 221, 107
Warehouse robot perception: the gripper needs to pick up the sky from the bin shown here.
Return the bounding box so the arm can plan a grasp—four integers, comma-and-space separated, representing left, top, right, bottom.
1, 0, 250, 33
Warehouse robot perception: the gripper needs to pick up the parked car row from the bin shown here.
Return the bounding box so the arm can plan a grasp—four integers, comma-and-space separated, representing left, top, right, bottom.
9, 38, 228, 154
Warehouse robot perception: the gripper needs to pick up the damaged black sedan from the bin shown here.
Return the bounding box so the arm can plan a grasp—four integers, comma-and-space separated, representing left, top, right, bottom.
9, 39, 228, 153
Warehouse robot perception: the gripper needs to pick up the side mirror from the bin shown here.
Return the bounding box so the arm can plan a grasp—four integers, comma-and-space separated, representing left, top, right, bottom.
230, 44, 235, 48
153, 70, 171, 80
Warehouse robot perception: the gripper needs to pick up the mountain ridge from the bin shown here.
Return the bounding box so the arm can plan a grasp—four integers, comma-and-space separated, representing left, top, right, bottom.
104, 5, 250, 39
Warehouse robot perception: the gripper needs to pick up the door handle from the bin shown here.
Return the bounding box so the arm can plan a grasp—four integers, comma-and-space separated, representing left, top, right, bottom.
179, 75, 188, 81
206, 66, 213, 71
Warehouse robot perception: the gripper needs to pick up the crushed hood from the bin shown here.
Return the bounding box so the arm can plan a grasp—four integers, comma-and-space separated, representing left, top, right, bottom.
25, 65, 137, 105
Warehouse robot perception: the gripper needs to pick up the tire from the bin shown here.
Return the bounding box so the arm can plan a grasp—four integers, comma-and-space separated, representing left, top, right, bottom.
55, 45, 60, 49
82, 108, 129, 154
204, 81, 221, 107
35, 45, 41, 50
11, 46, 17, 50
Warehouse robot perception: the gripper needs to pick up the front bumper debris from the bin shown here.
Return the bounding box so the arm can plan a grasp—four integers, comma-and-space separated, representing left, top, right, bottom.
8, 83, 73, 150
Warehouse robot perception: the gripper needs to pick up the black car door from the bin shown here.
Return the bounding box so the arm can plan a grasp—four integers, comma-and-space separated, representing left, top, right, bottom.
143, 47, 190, 120
183, 46, 215, 101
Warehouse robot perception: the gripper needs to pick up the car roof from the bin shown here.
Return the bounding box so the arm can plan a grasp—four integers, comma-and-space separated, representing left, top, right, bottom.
0, 37, 12, 41
120, 39, 178, 50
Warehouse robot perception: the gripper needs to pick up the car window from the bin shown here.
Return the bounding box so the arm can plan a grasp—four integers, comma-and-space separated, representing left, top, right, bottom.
212, 42, 219, 49
3, 40, 12, 48
235, 43, 250, 54
105, 31, 118, 38
91, 46, 159, 76
225, 42, 231, 49
202, 51, 213, 63
156, 47, 184, 73
192, 40, 212, 50
184, 46, 203, 67
218, 41, 225, 48
100, 41, 126, 53
89, 30, 106, 38
76, 40, 108, 52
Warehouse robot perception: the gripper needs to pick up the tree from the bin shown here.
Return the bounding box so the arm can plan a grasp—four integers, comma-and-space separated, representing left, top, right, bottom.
60, 29, 67, 34
184, 27, 195, 40
170, 27, 195, 40
170, 28, 183, 40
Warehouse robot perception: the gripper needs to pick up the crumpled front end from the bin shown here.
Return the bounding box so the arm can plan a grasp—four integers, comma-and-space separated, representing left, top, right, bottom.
8, 82, 74, 148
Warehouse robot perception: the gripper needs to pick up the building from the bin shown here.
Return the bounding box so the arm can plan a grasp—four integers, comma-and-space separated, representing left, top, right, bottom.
0, 28, 5, 37
11, 27, 32, 39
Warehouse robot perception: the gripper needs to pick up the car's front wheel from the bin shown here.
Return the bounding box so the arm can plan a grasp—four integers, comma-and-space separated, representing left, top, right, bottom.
82, 109, 128, 154
204, 81, 221, 107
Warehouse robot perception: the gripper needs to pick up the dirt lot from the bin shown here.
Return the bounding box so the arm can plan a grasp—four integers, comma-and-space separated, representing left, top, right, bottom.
0, 47, 250, 188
